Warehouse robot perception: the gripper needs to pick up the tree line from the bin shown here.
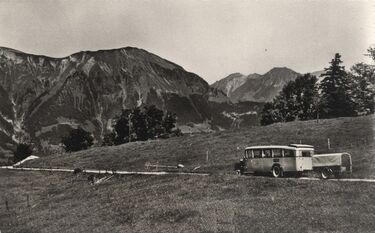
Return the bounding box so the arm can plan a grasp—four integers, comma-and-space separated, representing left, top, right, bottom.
61, 105, 182, 152
261, 48, 374, 125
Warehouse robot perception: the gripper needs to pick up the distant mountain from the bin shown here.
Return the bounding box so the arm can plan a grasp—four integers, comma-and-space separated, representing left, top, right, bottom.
212, 67, 300, 103
211, 72, 261, 97
0, 46, 260, 158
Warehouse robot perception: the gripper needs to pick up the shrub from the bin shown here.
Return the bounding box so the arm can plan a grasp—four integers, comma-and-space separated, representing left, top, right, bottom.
73, 168, 83, 174
61, 127, 94, 152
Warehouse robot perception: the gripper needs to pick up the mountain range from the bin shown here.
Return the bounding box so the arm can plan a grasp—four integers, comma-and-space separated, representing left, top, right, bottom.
0, 46, 323, 159
0, 46, 263, 158
211, 67, 301, 102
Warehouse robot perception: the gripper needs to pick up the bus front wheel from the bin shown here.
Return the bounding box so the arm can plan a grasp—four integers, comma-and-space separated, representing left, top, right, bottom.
272, 165, 283, 178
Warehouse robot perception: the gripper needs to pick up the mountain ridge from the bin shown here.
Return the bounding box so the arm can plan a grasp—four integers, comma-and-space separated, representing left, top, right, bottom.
212, 67, 300, 102
0, 46, 261, 159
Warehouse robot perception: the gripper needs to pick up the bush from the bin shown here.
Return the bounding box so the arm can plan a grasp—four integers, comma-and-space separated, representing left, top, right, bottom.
73, 168, 83, 174
14, 143, 33, 163
61, 127, 94, 152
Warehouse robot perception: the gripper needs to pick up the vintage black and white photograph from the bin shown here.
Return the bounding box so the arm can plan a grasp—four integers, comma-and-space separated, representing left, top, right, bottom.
0, 0, 374, 232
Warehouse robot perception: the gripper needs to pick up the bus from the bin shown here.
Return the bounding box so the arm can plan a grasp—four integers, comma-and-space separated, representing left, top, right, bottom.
237, 144, 314, 177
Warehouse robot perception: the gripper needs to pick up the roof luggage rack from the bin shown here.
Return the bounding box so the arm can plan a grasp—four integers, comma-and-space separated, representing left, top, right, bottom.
289, 144, 314, 148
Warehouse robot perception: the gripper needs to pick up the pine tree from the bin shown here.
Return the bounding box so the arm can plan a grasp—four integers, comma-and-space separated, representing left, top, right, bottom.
319, 53, 355, 118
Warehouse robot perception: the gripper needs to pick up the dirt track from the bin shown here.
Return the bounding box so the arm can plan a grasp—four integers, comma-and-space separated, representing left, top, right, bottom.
4, 165, 375, 183
0, 166, 210, 176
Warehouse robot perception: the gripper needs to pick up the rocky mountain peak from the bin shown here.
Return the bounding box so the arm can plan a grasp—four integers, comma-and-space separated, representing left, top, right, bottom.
212, 67, 300, 103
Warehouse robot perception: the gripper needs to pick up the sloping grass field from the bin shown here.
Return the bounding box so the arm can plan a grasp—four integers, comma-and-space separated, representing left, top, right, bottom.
1, 115, 374, 232
26, 114, 374, 178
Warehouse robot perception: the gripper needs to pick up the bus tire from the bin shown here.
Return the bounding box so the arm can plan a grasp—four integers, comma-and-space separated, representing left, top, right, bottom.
320, 167, 332, 179
272, 165, 283, 178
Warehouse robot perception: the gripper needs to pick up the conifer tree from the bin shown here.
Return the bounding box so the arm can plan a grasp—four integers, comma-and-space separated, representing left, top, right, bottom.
319, 53, 354, 118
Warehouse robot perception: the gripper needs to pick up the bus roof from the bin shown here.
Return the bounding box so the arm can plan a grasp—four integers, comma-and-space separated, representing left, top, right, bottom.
245, 144, 314, 150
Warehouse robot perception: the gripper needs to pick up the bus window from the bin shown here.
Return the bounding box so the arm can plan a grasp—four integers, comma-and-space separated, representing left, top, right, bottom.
253, 149, 262, 158
273, 149, 282, 158
264, 149, 272, 158
249, 150, 253, 158
284, 149, 295, 157
245, 150, 252, 158
302, 151, 312, 157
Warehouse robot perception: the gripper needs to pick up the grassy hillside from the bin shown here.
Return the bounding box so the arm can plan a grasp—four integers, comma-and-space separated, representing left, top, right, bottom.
1, 170, 375, 233
25, 114, 374, 178
2, 115, 374, 232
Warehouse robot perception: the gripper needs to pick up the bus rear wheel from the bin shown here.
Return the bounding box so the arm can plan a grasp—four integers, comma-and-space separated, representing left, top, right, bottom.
272, 165, 283, 178
320, 168, 332, 179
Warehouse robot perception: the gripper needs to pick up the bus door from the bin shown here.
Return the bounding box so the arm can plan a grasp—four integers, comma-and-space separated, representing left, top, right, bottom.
296, 150, 313, 171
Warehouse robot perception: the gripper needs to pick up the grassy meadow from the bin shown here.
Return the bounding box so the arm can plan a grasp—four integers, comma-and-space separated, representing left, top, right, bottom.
1, 114, 374, 232
1, 170, 375, 233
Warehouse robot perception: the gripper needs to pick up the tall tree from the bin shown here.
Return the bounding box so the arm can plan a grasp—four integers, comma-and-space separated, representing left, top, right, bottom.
349, 63, 375, 115
319, 53, 354, 118
294, 74, 319, 120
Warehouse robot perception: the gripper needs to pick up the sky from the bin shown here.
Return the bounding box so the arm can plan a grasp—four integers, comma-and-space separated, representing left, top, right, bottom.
0, 0, 374, 84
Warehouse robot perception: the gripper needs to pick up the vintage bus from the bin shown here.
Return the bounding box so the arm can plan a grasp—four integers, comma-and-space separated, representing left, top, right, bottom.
237, 144, 314, 177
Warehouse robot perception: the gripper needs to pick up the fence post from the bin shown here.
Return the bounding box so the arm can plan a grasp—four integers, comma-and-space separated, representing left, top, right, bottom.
26, 194, 30, 208
5, 198, 9, 211
327, 138, 331, 150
